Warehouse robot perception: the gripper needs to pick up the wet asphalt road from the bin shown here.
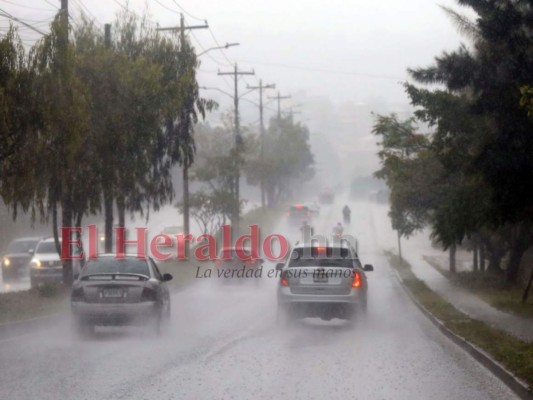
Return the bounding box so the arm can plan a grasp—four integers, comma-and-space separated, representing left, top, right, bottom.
0, 198, 518, 400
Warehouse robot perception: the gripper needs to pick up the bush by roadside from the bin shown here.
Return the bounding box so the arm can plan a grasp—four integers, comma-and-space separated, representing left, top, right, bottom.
386, 251, 533, 389
423, 255, 533, 318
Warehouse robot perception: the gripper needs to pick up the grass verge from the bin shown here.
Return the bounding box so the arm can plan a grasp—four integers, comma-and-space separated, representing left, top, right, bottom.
423, 255, 533, 318
386, 251, 533, 389
0, 284, 70, 325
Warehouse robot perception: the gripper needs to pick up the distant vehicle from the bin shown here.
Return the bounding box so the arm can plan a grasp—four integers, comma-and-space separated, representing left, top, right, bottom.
29, 237, 84, 287
71, 254, 172, 336
287, 204, 313, 225
318, 189, 334, 204
276, 242, 373, 324
1, 237, 41, 281
303, 201, 320, 216
214, 246, 264, 283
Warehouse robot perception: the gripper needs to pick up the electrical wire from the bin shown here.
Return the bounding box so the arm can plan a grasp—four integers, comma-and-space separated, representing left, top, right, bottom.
171, 0, 205, 22
0, 0, 55, 13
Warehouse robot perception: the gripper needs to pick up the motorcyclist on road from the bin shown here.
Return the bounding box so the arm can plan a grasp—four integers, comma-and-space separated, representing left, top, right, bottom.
300, 220, 314, 240
343, 205, 351, 224
333, 222, 344, 237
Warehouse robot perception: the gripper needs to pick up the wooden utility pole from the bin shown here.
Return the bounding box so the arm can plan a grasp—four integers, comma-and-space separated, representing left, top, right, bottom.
268, 91, 291, 120
218, 64, 255, 231
157, 15, 208, 250
104, 24, 111, 48
247, 80, 275, 209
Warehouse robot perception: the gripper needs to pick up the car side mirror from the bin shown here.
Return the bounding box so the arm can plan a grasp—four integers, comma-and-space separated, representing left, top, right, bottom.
275, 263, 284, 271
28, 249, 34, 256
163, 273, 173, 282
363, 264, 374, 272
259, 258, 265, 264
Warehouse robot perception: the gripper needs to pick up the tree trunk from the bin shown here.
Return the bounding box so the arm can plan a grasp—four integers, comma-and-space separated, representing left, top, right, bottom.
506, 223, 529, 284
183, 164, 190, 258
484, 238, 504, 274
52, 202, 60, 255
75, 212, 85, 268
480, 242, 486, 272
104, 188, 114, 253
473, 239, 479, 272
117, 195, 125, 228
62, 201, 73, 286
522, 266, 533, 304
397, 231, 402, 265
449, 244, 456, 273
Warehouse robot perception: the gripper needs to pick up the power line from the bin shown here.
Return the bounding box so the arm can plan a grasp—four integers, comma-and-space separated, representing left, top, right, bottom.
0, 8, 46, 35
71, 0, 103, 27
0, 0, 55, 12
171, 0, 205, 22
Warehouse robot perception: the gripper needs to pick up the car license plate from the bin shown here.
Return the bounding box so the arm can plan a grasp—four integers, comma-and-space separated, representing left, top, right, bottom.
103, 288, 123, 298
313, 274, 328, 283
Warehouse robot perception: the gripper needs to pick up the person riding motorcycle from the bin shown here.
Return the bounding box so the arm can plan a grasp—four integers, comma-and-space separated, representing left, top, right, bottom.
300, 220, 314, 239
333, 222, 344, 238
342, 205, 351, 224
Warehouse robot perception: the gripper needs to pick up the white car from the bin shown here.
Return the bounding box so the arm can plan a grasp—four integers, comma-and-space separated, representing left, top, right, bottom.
30, 237, 83, 287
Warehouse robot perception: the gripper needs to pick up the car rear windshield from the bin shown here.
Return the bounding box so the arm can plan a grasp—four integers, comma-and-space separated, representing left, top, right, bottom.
36, 241, 60, 254
82, 258, 150, 277
288, 247, 355, 268
290, 205, 309, 213
7, 239, 39, 253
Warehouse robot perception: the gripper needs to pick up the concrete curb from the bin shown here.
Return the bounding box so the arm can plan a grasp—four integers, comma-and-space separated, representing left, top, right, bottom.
392, 269, 533, 400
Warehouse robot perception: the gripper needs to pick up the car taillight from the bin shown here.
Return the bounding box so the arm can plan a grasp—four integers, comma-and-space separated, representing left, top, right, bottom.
244, 259, 255, 266
71, 287, 84, 302
352, 271, 361, 288
215, 259, 223, 265
140, 287, 157, 302
280, 271, 289, 287
307, 212, 312, 218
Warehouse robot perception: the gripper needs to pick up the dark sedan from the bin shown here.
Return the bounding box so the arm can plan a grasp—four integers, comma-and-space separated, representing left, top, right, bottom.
1, 237, 41, 281
71, 254, 172, 336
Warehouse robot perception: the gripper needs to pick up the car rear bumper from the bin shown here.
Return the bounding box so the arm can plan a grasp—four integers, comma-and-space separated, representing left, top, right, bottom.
277, 286, 364, 305
30, 268, 63, 284
71, 301, 158, 325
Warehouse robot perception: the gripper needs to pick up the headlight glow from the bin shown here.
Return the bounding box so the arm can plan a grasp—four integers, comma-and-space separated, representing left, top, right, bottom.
3, 258, 10, 267
31, 258, 42, 268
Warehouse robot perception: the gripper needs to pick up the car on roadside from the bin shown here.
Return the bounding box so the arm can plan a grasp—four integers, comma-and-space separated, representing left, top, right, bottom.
71, 254, 172, 336
287, 204, 313, 226
276, 242, 373, 324
1, 237, 41, 281
29, 237, 84, 287
303, 201, 320, 216
214, 246, 264, 283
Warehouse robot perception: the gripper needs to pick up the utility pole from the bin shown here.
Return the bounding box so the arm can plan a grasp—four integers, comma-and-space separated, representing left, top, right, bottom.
218, 64, 255, 231
268, 91, 291, 120
247, 80, 275, 209
104, 24, 111, 48
157, 15, 208, 253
